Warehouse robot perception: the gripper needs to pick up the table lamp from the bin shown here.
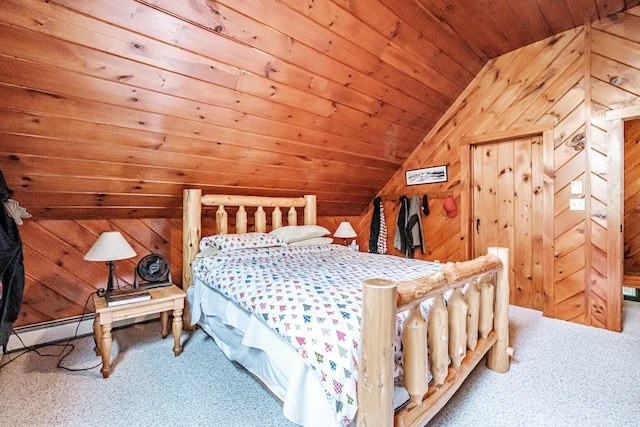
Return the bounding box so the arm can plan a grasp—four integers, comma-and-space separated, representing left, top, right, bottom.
84, 231, 137, 295
334, 221, 357, 245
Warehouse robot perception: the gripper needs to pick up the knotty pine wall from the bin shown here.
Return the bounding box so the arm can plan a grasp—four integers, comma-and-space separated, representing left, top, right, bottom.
14, 215, 353, 327
358, 8, 640, 331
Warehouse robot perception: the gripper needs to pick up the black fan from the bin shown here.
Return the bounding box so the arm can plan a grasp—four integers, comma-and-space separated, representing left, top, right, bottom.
134, 254, 172, 289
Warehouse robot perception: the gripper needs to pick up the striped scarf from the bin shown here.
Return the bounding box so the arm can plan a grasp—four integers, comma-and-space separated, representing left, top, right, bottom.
377, 201, 387, 254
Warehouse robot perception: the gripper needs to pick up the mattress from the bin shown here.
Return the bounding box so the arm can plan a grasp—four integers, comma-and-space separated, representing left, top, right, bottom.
189, 244, 443, 426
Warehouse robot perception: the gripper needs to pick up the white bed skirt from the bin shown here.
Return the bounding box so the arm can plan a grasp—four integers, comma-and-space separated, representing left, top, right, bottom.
187, 282, 409, 427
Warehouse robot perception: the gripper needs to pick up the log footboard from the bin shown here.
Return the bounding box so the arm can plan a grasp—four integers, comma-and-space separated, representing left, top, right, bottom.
357, 247, 512, 427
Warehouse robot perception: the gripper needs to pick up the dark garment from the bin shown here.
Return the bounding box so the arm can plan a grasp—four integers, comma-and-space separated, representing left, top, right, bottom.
394, 196, 410, 256
0, 171, 25, 351
406, 195, 425, 259
369, 197, 381, 253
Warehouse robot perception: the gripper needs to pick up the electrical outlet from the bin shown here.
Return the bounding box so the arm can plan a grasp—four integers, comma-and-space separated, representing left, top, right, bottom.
570, 198, 585, 210
570, 180, 583, 195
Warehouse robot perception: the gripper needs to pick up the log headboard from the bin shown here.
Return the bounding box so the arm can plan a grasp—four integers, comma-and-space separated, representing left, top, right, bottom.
182, 189, 317, 294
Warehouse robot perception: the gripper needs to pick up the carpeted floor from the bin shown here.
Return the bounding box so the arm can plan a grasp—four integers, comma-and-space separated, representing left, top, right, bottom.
1, 301, 639, 427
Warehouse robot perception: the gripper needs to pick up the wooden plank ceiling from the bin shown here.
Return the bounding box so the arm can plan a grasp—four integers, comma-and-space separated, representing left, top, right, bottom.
1, 0, 638, 219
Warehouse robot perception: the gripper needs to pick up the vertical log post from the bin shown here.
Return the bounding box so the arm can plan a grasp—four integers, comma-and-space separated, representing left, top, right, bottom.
487, 247, 512, 373
216, 205, 228, 235
402, 305, 428, 405
304, 195, 317, 225
448, 288, 468, 368
236, 205, 247, 233
287, 207, 297, 225
182, 189, 201, 328
465, 280, 481, 351
428, 294, 448, 386
357, 279, 396, 427
272, 207, 282, 230
255, 206, 266, 232
478, 277, 494, 340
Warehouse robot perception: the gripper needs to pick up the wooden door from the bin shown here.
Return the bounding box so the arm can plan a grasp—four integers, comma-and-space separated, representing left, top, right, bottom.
472, 136, 544, 310
624, 119, 640, 288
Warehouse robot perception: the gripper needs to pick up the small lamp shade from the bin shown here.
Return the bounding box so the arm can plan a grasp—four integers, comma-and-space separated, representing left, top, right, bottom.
84, 231, 137, 261
334, 221, 357, 245
85, 232, 137, 295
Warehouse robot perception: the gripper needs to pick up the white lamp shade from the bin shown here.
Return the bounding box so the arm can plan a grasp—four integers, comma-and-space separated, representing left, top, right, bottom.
84, 231, 137, 262
334, 221, 357, 239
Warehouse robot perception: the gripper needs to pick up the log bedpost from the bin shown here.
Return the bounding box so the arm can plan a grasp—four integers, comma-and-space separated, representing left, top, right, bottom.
487, 247, 512, 373
357, 278, 396, 427
304, 195, 317, 225
182, 189, 202, 328
182, 189, 201, 293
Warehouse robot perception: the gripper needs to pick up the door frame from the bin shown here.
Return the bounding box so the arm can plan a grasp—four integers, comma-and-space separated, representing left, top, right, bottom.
460, 124, 555, 315
605, 105, 640, 331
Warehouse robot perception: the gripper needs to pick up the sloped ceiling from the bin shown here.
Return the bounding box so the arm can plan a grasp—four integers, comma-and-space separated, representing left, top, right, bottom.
1, 0, 638, 219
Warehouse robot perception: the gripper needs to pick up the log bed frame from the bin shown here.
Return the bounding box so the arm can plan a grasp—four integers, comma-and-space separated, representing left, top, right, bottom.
182, 189, 512, 427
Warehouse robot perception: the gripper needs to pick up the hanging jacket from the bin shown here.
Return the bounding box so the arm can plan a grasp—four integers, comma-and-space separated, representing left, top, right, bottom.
0, 171, 25, 351
394, 196, 410, 256
406, 194, 425, 258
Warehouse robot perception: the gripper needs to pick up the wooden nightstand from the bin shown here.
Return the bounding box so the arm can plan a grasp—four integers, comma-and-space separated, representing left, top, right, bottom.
92, 285, 186, 378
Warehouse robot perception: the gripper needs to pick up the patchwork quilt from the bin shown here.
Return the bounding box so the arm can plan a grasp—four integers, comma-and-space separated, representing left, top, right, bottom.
192, 244, 442, 426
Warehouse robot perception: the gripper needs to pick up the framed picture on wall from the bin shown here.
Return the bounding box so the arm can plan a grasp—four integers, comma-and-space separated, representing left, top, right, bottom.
406, 165, 448, 185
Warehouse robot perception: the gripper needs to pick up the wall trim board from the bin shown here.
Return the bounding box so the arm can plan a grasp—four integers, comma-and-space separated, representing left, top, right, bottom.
460, 123, 555, 146
584, 20, 593, 327
605, 105, 640, 121
606, 118, 623, 332
5, 313, 158, 353
604, 108, 640, 331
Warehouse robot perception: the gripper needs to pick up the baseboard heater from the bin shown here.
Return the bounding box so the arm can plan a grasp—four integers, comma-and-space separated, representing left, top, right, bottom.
5, 312, 159, 353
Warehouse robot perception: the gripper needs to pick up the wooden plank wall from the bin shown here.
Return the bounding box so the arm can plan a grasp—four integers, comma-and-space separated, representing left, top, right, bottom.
359, 25, 587, 263
14, 214, 349, 327
0, 0, 463, 219
359, 8, 640, 330
589, 10, 640, 329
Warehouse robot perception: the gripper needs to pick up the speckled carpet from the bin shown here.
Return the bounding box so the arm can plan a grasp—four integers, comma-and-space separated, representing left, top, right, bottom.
1, 301, 639, 427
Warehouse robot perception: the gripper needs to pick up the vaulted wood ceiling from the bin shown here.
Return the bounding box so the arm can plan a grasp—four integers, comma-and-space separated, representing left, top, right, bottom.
1, 0, 638, 219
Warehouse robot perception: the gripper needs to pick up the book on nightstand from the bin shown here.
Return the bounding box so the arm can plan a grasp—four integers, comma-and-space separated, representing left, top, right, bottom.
106, 288, 151, 306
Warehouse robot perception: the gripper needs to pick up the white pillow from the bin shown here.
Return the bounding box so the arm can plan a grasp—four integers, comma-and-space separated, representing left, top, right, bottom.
268, 225, 330, 243
288, 237, 334, 247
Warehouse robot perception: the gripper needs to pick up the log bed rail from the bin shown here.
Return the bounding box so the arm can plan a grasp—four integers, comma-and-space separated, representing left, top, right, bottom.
182, 190, 512, 427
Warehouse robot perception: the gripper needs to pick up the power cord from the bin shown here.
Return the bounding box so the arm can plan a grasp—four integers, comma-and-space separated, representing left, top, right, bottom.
0, 290, 102, 372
